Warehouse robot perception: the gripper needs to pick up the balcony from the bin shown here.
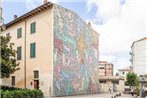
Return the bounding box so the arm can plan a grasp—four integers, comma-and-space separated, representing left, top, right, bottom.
129, 51, 132, 55
129, 58, 132, 62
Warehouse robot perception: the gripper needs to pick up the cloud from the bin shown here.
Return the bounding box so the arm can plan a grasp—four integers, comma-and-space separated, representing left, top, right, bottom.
86, 0, 125, 24
25, 0, 58, 11
86, 0, 146, 73
26, 0, 38, 11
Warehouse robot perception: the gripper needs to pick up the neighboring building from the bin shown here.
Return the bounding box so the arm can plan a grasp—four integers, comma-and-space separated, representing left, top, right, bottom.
118, 66, 132, 80
99, 61, 113, 76
130, 37, 147, 75
99, 76, 125, 93
0, 2, 99, 97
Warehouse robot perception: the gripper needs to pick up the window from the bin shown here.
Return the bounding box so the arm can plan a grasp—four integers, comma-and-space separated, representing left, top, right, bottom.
122, 71, 125, 75
17, 28, 22, 38
6, 33, 10, 37
99, 67, 105, 69
34, 70, 39, 78
99, 80, 106, 83
30, 43, 36, 58
12, 76, 15, 86
17, 46, 21, 60
30, 22, 36, 34
112, 80, 119, 84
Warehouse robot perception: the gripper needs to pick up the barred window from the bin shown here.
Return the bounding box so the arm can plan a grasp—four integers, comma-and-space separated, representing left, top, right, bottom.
34, 70, 39, 78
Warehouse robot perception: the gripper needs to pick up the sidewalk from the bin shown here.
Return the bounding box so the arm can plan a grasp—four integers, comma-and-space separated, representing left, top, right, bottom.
45, 93, 135, 98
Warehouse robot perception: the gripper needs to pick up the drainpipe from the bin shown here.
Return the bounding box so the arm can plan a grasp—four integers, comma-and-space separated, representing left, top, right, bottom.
24, 20, 27, 88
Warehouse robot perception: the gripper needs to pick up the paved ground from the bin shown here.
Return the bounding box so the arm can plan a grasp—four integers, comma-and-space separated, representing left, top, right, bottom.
46, 93, 136, 98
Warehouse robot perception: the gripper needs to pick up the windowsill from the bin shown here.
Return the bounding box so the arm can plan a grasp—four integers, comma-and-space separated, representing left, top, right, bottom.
30, 57, 36, 59
30, 32, 36, 34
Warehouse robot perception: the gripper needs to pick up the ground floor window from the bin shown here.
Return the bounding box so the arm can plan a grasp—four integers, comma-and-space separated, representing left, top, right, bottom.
12, 76, 15, 86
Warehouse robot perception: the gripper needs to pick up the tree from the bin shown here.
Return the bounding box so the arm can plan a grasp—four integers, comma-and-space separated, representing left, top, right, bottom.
0, 36, 19, 78
126, 72, 138, 88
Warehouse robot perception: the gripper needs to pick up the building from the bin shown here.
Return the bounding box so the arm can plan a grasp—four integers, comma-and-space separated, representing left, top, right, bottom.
130, 37, 147, 75
118, 66, 132, 80
0, 2, 99, 97
99, 76, 125, 93
99, 61, 113, 76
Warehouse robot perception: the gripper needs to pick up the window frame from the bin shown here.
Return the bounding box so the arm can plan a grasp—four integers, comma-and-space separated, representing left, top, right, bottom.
34, 70, 39, 79
30, 22, 36, 34
30, 42, 36, 58
12, 76, 15, 86
17, 28, 22, 39
17, 46, 22, 60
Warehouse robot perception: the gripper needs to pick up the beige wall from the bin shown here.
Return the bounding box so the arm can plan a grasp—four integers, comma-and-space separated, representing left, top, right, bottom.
0, 7, 53, 97
1, 22, 25, 88
99, 79, 124, 93
99, 61, 113, 76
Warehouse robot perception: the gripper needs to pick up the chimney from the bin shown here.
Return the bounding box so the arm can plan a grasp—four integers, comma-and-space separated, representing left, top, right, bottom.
43, 0, 48, 4
14, 15, 17, 19
88, 21, 91, 27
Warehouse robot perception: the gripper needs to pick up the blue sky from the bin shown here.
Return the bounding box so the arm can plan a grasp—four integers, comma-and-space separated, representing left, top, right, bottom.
1, 0, 146, 74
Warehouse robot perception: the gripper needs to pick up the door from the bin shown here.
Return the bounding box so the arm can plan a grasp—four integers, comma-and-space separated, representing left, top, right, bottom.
34, 80, 39, 89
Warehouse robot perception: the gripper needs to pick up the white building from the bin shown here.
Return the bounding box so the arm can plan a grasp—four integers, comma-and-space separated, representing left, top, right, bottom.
130, 37, 147, 75
118, 66, 132, 80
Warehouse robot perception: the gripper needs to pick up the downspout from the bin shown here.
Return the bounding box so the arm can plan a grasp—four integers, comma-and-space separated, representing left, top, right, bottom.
24, 20, 27, 88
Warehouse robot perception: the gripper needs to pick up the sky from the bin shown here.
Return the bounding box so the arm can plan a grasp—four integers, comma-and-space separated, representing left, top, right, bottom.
1, 0, 147, 74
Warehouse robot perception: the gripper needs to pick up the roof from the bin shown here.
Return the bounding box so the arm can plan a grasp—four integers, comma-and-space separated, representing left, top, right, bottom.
118, 67, 132, 71
99, 76, 124, 80
99, 61, 107, 63
1, 1, 98, 35
131, 37, 147, 48
3, 2, 53, 29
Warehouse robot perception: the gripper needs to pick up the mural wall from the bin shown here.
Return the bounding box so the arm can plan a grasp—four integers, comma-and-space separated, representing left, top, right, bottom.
53, 5, 99, 96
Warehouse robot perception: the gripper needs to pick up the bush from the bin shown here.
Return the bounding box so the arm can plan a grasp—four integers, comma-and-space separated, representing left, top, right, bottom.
0, 85, 21, 91
1, 89, 43, 98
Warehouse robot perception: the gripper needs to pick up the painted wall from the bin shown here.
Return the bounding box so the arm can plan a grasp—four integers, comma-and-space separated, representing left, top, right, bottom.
53, 5, 99, 96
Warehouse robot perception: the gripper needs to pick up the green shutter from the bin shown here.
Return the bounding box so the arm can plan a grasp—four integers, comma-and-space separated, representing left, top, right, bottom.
30, 43, 36, 58
17, 47, 21, 60
31, 22, 36, 34
17, 28, 22, 38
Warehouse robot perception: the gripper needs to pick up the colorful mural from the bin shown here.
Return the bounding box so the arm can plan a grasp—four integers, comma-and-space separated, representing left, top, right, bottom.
53, 5, 99, 96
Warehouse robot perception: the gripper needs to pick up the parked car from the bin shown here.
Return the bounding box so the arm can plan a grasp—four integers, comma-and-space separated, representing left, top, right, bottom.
142, 90, 147, 98
123, 88, 131, 94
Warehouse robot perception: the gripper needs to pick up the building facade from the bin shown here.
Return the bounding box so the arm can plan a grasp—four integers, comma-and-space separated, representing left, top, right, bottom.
130, 37, 147, 75
118, 66, 132, 80
99, 76, 125, 93
99, 61, 113, 76
0, 2, 99, 97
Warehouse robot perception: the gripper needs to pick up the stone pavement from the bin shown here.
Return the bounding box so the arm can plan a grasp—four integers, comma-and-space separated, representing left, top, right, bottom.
46, 93, 135, 98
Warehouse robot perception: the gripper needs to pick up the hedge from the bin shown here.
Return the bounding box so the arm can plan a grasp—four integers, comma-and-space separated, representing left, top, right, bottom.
0, 85, 21, 91
1, 88, 43, 98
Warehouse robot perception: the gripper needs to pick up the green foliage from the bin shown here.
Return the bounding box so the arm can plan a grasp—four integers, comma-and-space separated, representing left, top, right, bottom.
0, 36, 20, 78
1, 89, 43, 98
126, 72, 138, 87
0, 85, 21, 91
